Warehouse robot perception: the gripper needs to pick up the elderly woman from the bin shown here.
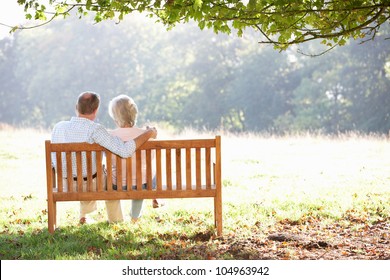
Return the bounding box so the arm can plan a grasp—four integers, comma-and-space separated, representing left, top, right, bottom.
108, 95, 161, 222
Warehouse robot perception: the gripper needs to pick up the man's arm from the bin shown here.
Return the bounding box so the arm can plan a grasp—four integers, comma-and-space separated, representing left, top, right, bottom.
133, 127, 157, 149
92, 125, 156, 158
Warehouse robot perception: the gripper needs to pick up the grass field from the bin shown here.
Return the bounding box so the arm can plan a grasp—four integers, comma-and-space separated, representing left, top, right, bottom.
0, 127, 389, 259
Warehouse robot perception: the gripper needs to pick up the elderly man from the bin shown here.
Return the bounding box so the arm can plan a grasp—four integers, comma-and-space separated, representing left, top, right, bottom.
51, 91, 157, 224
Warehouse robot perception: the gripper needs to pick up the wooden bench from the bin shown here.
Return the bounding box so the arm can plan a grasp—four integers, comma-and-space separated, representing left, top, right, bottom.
45, 136, 222, 235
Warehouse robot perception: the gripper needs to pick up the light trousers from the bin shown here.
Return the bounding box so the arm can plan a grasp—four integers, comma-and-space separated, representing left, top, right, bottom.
62, 177, 124, 223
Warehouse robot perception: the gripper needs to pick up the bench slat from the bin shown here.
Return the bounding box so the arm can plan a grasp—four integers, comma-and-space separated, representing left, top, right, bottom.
156, 149, 162, 191
49, 139, 216, 152
86, 151, 93, 192
56, 152, 63, 192
206, 147, 211, 189
50, 142, 105, 152
96, 151, 104, 192
195, 148, 201, 189
106, 151, 113, 191
65, 152, 73, 192
136, 150, 142, 190
53, 189, 217, 201
126, 157, 132, 190
75, 152, 83, 192
146, 149, 153, 190
185, 148, 192, 189
141, 139, 216, 149
116, 153, 123, 192
166, 149, 172, 190
175, 148, 182, 190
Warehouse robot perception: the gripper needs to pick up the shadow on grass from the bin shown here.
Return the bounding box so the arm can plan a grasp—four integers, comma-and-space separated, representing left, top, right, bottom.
0, 221, 219, 260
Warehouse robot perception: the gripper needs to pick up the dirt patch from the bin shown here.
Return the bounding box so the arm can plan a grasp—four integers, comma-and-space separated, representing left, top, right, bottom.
212, 219, 390, 260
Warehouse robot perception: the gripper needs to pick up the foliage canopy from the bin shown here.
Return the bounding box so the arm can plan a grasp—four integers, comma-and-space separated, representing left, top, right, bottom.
1, 15, 389, 133
15, 0, 390, 50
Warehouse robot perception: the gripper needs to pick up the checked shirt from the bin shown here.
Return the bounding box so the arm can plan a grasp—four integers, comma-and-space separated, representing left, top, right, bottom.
51, 117, 136, 178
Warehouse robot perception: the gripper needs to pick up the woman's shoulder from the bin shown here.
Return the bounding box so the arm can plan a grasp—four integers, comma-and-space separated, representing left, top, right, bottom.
110, 127, 146, 140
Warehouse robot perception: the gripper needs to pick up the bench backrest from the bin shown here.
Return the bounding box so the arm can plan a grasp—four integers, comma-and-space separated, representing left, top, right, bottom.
45, 136, 221, 201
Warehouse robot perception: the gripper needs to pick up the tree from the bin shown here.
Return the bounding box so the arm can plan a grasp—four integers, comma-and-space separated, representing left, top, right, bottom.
0, 38, 26, 125
274, 30, 390, 134
227, 45, 296, 132
1, 10, 389, 133
13, 0, 390, 51
344, 35, 390, 133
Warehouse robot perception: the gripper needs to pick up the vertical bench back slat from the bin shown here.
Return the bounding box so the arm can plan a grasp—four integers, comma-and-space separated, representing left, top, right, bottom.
56, 152, 63, 192
205, 147, 211, 189
126, 157, 132, 191
185, 148, 192, 189
76, 152, 83, 191
146, 150, 153, 190
116, 154, 123, 191
156, 149, 162, 191
135, 150, 142, 190
96, 151, 104, 192
86, 151, 93, 192
166, 149, 172, 190
106, 150, 113, 192
175, 148, 182, 190
195, 148, 201, 189
65, 152, 73, 192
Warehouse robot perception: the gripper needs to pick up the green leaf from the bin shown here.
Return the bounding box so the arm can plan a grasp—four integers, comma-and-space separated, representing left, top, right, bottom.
86, 0, 92, 10
247, 0, 257, 10
10, 25, 19, 33
338, 38, 347, 46
194, 0, 203, 10
199, 20, 206, 30
105, 10, 115, 19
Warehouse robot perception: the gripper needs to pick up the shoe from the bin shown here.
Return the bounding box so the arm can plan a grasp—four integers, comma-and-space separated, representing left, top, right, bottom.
152, 199, 165, 208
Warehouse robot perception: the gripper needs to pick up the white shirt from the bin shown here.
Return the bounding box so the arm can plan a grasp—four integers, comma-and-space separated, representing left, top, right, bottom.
51, 116, 136, 177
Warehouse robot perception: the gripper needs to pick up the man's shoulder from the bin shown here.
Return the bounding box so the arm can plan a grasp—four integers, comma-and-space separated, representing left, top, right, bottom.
54, 117, 98, 129
53, 120, 70, 130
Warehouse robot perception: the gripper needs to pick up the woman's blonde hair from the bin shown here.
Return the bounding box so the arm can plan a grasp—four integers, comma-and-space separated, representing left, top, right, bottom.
108, 95, 138, 128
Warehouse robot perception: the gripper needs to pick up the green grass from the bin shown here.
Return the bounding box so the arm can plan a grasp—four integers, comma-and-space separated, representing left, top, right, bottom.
1, 128, 389, 259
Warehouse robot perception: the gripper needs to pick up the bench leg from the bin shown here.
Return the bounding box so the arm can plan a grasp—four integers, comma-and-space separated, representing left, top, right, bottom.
214, 196, 222, 236
48, 199, 56, 234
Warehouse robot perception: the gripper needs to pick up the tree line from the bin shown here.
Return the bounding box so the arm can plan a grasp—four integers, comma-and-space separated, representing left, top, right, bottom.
0, 15, 389, 134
